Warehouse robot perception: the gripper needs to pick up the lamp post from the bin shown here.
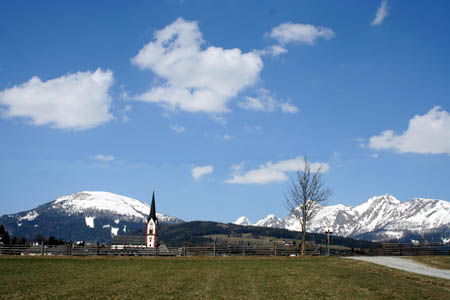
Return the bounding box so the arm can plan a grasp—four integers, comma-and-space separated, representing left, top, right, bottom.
324, 229, 333, 256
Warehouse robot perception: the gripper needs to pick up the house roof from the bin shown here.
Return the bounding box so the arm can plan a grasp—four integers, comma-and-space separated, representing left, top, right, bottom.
109, 235, 145, 245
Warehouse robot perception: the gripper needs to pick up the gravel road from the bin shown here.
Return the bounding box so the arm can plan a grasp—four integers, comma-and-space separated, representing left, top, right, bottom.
345, 256, 450, 280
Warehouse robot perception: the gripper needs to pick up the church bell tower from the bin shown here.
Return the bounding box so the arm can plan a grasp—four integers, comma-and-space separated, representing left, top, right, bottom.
145, 191, 158, 248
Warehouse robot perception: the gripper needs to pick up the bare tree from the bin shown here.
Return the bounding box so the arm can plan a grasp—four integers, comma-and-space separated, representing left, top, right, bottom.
285, 156, 332, 256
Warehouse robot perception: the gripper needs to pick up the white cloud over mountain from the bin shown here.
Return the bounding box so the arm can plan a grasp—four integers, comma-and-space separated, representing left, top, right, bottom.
131, 18, 263, 114
369, 106, 450, 155
225, 157, 329, 184
268, 22, 335, 46
371, 0, 389, 26
192, 165, 214, 180
0, 69, 114, 130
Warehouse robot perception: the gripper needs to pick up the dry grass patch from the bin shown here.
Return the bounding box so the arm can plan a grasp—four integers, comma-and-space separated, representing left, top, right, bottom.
0, 255, 449, 300
407, 256, 450, 270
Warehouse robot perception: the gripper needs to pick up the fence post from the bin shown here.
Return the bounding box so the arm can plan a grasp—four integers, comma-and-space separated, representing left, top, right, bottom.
243, 246, 246, 257
69, 242, 72, 256
274, 242, 277, 256
96, 242, 100, 256
40, 241, 44, 256
183, 243, 186, 257
213, 239, 216, 257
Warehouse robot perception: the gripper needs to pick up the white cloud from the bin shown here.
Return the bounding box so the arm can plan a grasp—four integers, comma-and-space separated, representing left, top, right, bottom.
238, 88, 298, 113
369, 106, 450, 155
192, 165, 214, 180
0, 69, 114, 130
169, 124, 185, 133
131, 18, 263, 114
268, 22, 335, 46
280, 102, 299, 113
255, 45, 288, 57
93, 154, 115, 162
239, 91, 276, 112
371, 0, 389, 26
225, 156, 329, 184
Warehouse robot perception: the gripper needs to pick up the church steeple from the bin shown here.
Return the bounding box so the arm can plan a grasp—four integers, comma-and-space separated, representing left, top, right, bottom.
145, 190, 158, 248
148, 191, 158, 223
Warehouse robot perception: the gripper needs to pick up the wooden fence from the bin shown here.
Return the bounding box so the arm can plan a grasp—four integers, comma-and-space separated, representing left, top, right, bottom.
382, 243, 450, 256
0, 243, 354, 257
3, 243, 446, 257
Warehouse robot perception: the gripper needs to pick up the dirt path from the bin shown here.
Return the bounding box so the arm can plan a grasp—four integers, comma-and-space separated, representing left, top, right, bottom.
346, 256, 450, 280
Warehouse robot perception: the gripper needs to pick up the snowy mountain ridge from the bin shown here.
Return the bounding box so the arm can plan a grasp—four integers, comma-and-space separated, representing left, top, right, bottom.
233, 194, 450, 242
0, 191, 183, 243
49, 191, 178, 223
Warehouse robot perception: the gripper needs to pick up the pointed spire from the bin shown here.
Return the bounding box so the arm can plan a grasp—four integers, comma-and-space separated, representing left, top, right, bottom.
148, 190, 157, 222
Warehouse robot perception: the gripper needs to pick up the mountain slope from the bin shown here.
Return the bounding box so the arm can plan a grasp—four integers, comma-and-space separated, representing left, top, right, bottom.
0, 191, 183, 243
244, 195, 450, 242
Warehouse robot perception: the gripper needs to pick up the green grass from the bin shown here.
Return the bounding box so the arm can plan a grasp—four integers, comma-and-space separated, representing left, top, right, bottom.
1, 256, 449, 300
408, 256, 450, 270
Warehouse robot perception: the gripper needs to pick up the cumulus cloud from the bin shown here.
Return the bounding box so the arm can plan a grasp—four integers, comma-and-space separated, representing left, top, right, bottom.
371, 0, 389, 26
225, 156, 329, 184
169, 124, 185, 133
0, 69, 114, 130
268, 22, 335, 46
238, 88, 298, 113
131, 18, 263, 114
93, 154, 115, 162
192, 165, 214, 179
369, 106, 450, 155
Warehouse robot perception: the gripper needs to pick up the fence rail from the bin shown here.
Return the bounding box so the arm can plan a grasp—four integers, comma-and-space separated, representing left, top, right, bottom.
0, 244, 353, 257
0, 243, 447, 257
382, 243, 450, 256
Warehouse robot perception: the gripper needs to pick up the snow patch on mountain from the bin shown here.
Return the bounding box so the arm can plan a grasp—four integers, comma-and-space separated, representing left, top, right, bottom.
111, 227, 119, 237
233, 216, 252, 226
85, 216, 95, 228
19, 211, 39, 221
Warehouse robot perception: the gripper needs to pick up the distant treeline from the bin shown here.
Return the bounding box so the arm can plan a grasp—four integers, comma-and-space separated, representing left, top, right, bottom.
0, 224, 65, 245
134, 221, 382, 248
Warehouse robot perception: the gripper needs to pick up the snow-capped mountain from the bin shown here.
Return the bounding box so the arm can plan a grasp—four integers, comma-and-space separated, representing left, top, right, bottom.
254, 214, 286, 228
0, 191, 183, 243
239, 195, 450, 242
233, 216, 252, 226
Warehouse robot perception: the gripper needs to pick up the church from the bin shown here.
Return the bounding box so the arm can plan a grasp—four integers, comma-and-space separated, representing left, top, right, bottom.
110, 191, 159, 249
145, 191, 158, 248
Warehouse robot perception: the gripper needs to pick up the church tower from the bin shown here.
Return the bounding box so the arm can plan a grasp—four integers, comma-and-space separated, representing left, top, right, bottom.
145, 191, 158, 248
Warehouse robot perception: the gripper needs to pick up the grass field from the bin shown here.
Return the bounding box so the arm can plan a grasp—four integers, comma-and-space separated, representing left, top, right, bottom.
1, 256, 449, 299
409, 256, 450, 270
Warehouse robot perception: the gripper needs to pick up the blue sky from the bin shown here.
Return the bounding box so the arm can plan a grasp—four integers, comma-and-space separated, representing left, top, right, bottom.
1, 0, 449, 223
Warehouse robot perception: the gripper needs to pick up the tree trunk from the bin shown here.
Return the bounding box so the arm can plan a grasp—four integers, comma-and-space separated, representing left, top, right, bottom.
301, 230, 306, 256
301, 221, 306, 256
